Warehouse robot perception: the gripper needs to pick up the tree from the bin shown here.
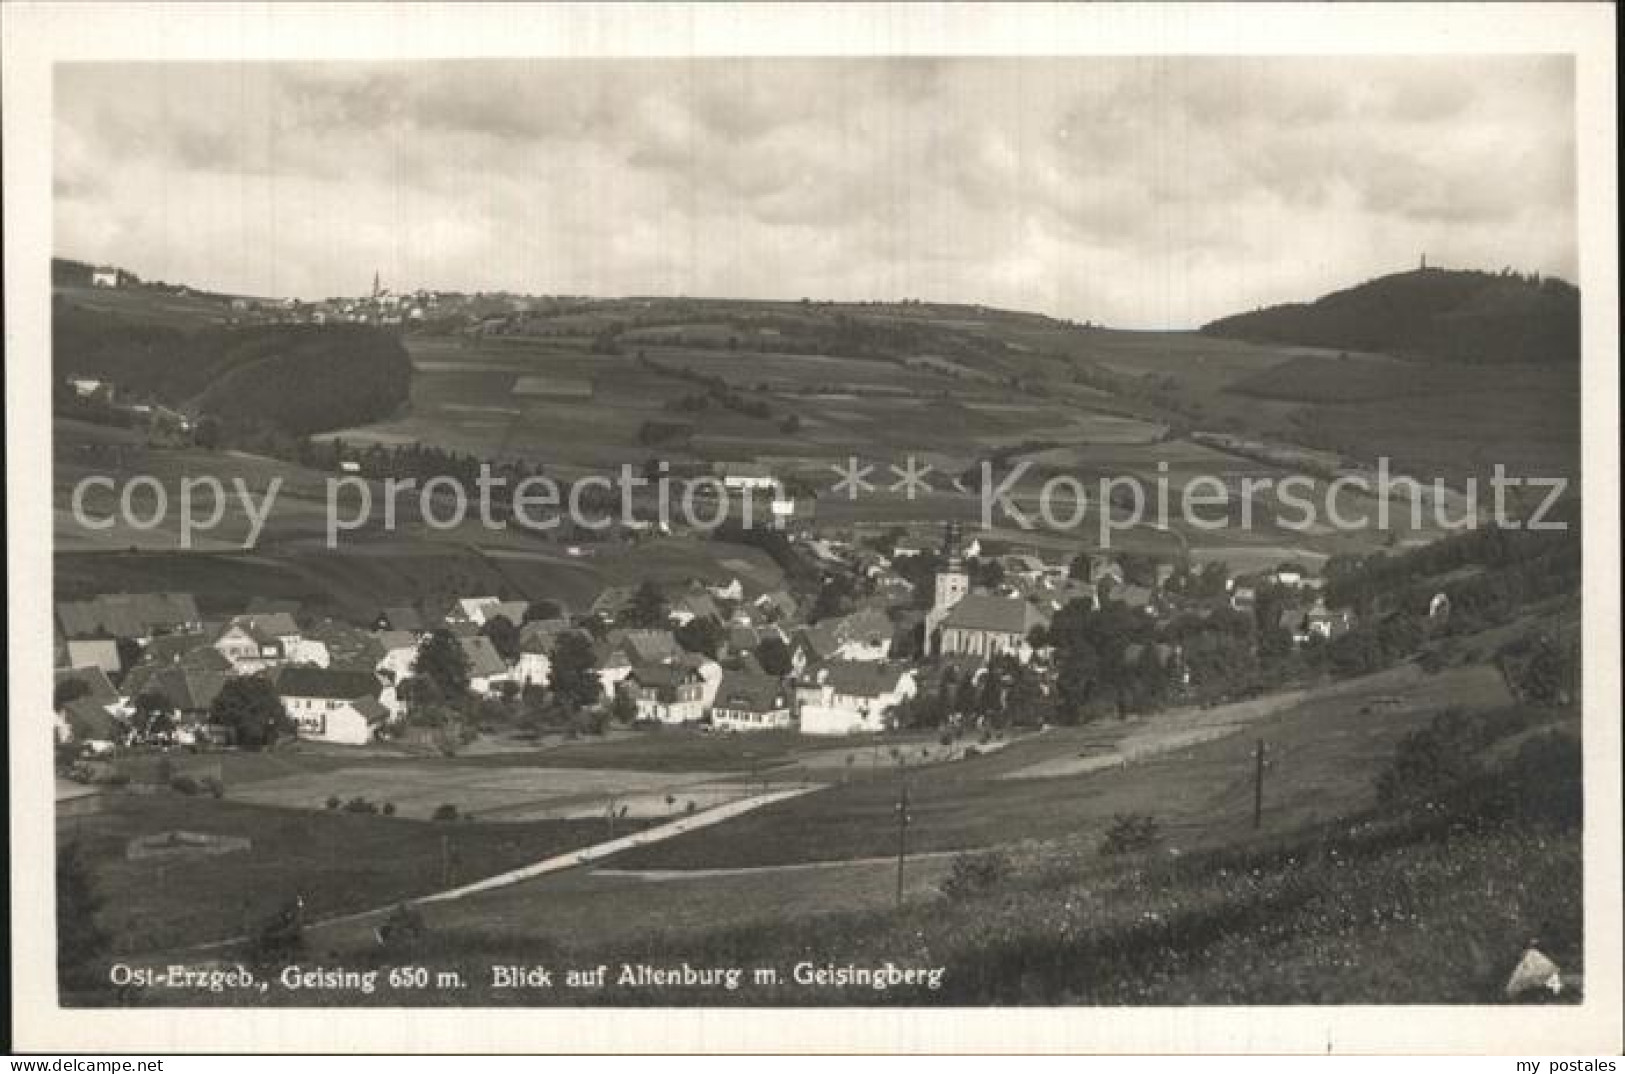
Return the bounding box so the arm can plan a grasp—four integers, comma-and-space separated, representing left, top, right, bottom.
675, 616, 724, 659
53, 677, 92, 710
624, 581, 669, 629
523, 599, 564, 623
610, 689, 639, 724
413, 629, 471, 698
209, 676, 291, 749
755, 635, 792, 677
549, 631, 602, 712
57, 841, 109, 988
479, 614, 521, 663
130, 689, 175, 743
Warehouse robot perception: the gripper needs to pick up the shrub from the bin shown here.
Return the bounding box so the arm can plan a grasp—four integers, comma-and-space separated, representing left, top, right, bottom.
343, 796, 379, 815
382, 802, 396, 817
325, 795, 341, 811
169, 775, 200, 796
374, 902, 428, 950
940, 849, 1014, 900
246, 897, 305, 969
1099, 813, 1161, 856
432, 804, 459, 822
201, 776, 225, 799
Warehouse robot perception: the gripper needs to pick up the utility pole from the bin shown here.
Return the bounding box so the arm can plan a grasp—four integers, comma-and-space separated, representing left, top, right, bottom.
895, 760, 911, 908
1253, 739, 1266, 830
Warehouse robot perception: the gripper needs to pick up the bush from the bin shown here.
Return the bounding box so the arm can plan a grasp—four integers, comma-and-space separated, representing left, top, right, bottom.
343, 796, 379, 815
325, 795, 341, 810
201, 776, 225, 799
169, 775, 200, 796
940, 849, 1014, 900
246, 897, 305, 969
382, 802, 396, 817
374, 902, 428, 951
432, 804, 459, 822
1099, 813, 1161, 856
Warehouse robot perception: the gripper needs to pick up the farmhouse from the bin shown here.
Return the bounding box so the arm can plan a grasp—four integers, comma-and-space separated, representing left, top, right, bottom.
91, 267, 120, 288
277, 666, 389, 746
373, 630, 422, 684
797, 661, 917, 736
620, 663, 706, 724
710, 671, 793, 731
936, 593, 1047, 663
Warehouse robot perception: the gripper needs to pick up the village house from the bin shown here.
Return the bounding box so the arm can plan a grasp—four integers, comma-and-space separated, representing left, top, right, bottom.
276, 666, 390, 746
458, 635, 514, 696
118, 664, 231, 743
797, 661, 918, 736
709, 670, 794, 731
715, 462, 779, 493
789, 608, 895, 671
213, 612, 301, 674
619, 662, 707, 724
707, 577, 746, 603
373, 630, 422, 685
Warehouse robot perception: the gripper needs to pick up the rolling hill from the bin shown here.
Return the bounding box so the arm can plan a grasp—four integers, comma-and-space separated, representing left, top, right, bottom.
1201, 267, 1580, 365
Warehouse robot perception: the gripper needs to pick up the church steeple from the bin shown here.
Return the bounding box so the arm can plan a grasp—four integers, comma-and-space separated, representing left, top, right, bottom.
372, 270, 381, 298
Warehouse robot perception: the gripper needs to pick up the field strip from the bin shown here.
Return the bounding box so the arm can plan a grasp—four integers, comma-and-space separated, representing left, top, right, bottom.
590, 850, 963, 882
172, 784, 824, 953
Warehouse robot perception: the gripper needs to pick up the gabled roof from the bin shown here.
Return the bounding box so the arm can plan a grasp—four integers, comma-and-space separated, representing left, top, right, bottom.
940, 593, 1046, 635
797, 608, 894, 659
378, 606, 426, 632
55, 666, 118, 706
481, 601, 529, 628
458, 635, 510, 678
375, 630, 420, 653
139, 631, 213, 666
713, 670, 789, 714
303, 619, 386, 669
56, 592, 201, 639
591, 586, 635, 616
624, 662, 702, 690
125, 665, 230, 712
610, 628, 682, 665
63, 697, 120, 741
275, 665, 380, 701
223, 612, 299, 641
352, 697, 393, 724
819, 660, 912, 698
518, 618, 572, 653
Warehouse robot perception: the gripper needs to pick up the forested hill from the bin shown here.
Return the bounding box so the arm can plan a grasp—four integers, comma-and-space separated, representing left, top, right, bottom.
1201, 268, 1579, 364
54, 302, 411, 436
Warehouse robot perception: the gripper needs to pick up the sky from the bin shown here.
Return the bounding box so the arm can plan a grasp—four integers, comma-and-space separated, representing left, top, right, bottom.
54, 56, 1576, 329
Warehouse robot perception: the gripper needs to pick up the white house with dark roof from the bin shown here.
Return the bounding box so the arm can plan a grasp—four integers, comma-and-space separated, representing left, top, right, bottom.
277, 666, 389, 746
710, 670, 793, 731
797, 661, 917, 735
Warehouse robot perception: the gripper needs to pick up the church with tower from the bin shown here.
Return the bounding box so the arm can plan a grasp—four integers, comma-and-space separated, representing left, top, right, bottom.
923, 522, 1047, 663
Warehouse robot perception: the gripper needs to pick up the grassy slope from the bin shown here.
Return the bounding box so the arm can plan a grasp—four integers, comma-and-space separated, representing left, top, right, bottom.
59, 793, 644, 955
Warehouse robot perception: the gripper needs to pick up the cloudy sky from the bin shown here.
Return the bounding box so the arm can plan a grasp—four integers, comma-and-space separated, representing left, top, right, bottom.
55, 56, 1575, 328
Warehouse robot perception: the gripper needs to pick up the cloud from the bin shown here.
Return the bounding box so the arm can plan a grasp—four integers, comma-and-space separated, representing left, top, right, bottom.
54, 56, 1576, 327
